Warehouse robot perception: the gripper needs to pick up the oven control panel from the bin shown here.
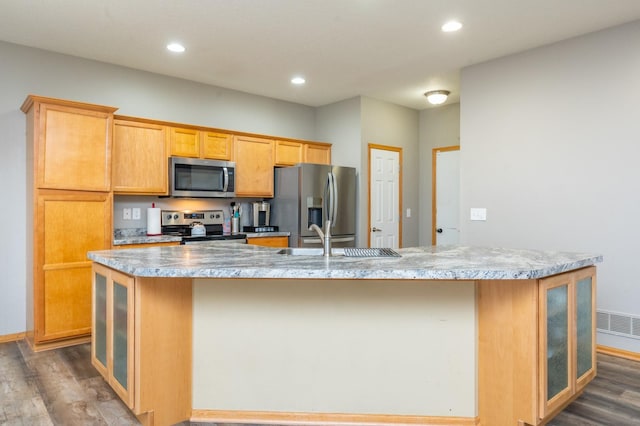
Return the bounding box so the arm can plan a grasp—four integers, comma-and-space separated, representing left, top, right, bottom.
161, 210, 224, 226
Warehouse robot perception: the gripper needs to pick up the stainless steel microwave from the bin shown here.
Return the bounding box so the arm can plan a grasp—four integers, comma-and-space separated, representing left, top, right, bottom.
169, 157, 235, 198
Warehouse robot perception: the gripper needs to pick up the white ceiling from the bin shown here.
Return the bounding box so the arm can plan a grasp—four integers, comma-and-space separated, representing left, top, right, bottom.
2, 0, 640, 110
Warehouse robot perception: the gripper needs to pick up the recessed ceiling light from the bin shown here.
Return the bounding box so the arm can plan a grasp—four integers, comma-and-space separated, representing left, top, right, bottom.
167, 43, 186, 53
291, 76, 306, 85
441, 20, 462, 32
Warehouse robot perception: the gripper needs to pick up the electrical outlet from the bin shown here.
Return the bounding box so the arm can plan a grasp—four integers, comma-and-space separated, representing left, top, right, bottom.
123, 208, 132, 220
470, 208, 487, 221
132, 208, 141, 220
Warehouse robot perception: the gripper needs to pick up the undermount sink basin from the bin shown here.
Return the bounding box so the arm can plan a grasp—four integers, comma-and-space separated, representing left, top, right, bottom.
277, 248, 345, 256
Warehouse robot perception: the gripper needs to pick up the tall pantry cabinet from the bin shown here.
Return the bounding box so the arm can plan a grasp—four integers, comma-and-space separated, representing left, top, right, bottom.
22, 95, 116, 350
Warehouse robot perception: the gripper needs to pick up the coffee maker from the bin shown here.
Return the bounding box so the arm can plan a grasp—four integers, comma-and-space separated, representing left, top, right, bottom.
243, 201, 277, 232
252, 201, 270, 226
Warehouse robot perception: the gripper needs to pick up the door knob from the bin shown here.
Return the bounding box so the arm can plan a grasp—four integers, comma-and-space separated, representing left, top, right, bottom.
436, 228, 443, 233
372, 227, 382, 232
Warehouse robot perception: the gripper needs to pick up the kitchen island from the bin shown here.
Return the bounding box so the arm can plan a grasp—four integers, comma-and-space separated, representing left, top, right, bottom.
88, 245, 602, 426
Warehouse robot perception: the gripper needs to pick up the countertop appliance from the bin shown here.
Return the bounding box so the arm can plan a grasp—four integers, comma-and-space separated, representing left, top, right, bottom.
169, 157, 235, 198
252, 201, 271, 227
161, 209, 246, 244
272, 164, 357, 248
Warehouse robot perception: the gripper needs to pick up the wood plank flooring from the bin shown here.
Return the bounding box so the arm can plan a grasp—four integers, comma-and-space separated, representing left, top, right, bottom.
1, 340, 639, 425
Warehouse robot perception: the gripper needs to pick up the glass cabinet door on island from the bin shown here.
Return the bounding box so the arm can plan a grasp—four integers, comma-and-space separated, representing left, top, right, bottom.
91, 264, 135, 409
539, 267, 596, 419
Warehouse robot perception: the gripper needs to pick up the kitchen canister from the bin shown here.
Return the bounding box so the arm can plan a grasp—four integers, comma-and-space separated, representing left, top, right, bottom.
147, 204, 161, 236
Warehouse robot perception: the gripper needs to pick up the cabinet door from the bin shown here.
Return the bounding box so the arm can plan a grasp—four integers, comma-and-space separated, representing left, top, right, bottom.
92, 267, 108, 378
36, 191, 112, 342
275, 140, 303, 166
304, 143, 331, 165
539, 275, 572, 418
234, 136, 275, 197
247, 236, 289, 247
113, 120, 168, 194
36, 102, 113, 191
110, 270, 135, 409
169, 127, 200, 157
575, 267, 597, 391
201, 131, 233, 160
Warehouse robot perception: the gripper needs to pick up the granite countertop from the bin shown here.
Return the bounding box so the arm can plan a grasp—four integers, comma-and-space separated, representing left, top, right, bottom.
113, 229, 289, 246
87, 244, 602, 280
244, 231, 290, 238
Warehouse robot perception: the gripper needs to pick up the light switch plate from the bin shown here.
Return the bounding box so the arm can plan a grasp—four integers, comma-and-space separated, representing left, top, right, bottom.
132, 208, 141, 220
470, 208, 487, 221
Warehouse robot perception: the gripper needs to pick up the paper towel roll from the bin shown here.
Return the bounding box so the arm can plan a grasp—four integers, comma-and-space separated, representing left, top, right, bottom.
147, 208, 161, 236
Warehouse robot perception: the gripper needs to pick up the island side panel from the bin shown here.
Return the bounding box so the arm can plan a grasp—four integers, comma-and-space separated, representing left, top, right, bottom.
477, 279, 539, 426
192, 278, 477, 418
135, 276, 193, 426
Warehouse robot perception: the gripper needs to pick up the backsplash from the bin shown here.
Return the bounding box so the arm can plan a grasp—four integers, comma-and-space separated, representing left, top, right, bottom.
113, 195, 259, 232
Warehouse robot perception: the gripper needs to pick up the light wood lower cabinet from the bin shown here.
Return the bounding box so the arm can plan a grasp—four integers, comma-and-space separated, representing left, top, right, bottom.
92, 263, 192, 426
538, 266, 596, 419
477, 266, 596, 426
247, 235, 289, 247
29, 190, 112, 348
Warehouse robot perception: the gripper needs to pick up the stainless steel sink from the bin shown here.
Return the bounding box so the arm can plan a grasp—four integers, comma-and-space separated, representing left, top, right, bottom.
277, 248, 345, 256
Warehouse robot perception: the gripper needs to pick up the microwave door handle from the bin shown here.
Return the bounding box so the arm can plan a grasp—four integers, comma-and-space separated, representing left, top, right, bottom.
222, 167, 229, 192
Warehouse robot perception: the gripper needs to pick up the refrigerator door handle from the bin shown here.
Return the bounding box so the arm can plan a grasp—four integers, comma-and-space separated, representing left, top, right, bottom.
331, 236, 354, 243
331, 171, 338, 227
327, 172, 335, 224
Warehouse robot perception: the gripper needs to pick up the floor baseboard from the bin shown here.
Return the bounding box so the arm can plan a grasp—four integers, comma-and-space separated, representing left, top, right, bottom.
0, 332, 25, 343
597, 344, 640, 362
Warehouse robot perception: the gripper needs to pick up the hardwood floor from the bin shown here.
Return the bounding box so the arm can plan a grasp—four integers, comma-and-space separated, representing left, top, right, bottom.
1, 340, 639, 425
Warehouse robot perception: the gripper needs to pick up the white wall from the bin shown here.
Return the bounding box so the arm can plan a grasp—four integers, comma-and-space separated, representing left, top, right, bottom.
460, 21, 640, 352
361, 97, 420, 247
0, 41, 317, 336
316, 97, 421, 248
419, 104, 461, 245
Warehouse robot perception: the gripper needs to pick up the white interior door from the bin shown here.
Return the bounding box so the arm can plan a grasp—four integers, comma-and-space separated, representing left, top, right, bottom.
370, 147, 400, 248
434, 148, 460, 245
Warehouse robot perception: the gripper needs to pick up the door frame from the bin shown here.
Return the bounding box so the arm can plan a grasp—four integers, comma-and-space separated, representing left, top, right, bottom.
368, 143, 403, 247
431, 145, 460, 245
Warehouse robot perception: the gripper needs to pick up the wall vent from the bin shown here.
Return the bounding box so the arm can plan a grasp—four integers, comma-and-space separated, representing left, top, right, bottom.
596, 310, 640, 340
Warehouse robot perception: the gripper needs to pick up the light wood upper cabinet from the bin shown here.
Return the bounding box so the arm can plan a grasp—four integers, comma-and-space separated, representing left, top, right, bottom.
21, 96, 116, 192
169, 127, 200, 158
304, 143, 331, 164
234, 135, 275, 197
201, 131, 233, 160
275, 140, 303, 166
113, 119, 168, 194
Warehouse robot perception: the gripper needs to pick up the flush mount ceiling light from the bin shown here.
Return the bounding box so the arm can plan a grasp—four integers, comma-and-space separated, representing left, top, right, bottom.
166, 42, 186, 53
291, 76, 306, 85
424, 90, 450, 105
441, 20, 463, 32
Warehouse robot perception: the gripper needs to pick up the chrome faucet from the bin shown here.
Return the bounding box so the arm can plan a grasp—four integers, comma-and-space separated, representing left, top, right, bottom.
309, 220, 332, 256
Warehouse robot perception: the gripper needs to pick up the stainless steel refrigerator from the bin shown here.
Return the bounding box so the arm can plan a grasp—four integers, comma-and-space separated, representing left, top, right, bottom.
272, 164, 357, 248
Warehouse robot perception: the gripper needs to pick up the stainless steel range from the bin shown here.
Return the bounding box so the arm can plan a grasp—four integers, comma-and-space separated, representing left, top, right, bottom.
161, 209, 246, 244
